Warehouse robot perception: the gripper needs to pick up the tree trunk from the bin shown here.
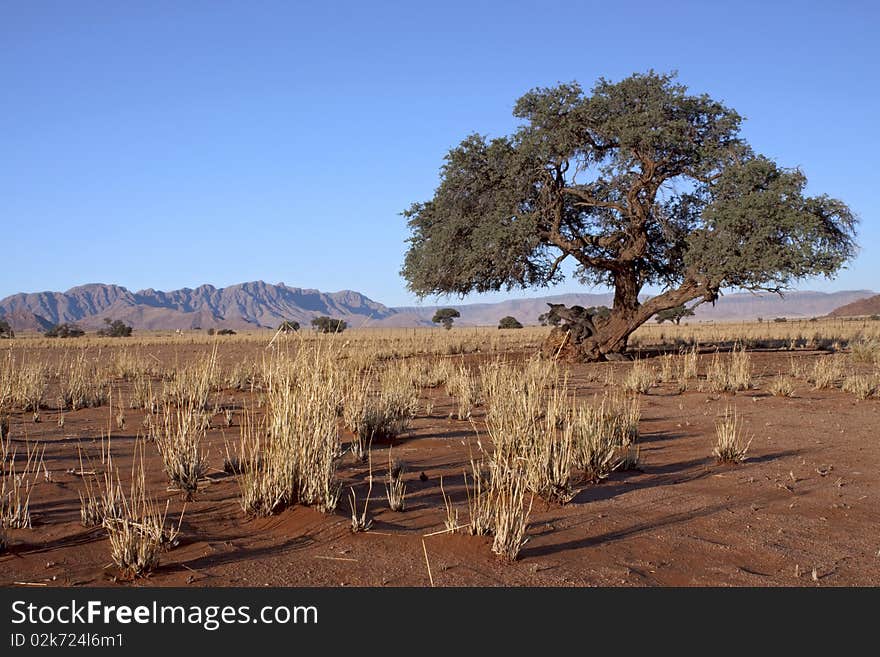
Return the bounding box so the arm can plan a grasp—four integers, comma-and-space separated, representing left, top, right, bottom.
540, 277, 709, 362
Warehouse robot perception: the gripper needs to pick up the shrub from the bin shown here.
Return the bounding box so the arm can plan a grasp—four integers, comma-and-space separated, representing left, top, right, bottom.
216, 328, 236, 335
432, 308, 460, 330
44, 323, 84, 338
311, 316, 347, 333
0, 320, 13, 339
498, 316, 523, 329
278, 320, 300, 333
96, 318, 133, 337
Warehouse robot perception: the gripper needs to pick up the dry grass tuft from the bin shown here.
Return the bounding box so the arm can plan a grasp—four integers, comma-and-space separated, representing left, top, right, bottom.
713, 408, 752, 464
103, 442, 182, 578
842, 374, 877, 400
0, 440, 44, 528
154, 403, 208, 500
384, 452, 406, 512
768, 376, 796, 397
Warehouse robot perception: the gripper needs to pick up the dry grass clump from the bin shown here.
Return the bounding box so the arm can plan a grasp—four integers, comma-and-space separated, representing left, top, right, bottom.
235, 348, 342, 516
482, 361, 574, 504
343, 369, 418, 460
571, 404, 618, 483
842, 374, 877, 400
623, 359, 655, 394
703, 346, 752, 393
463, 450, 533, 561
768, 376, 796, 397
490, 460, 533, 561
712, 408, 751, 464
103, 442, 181, 578
850, 339, 880, 365
384, 453, 407, 512
162, 347, 217, 409
809, 356, 845, 390
60, 351, 110, 410
1, 358, 48, 411
130, 375, 158, 412
0, 441, 45, 529
445, 365, 480, 419
77, 436, 124, 527
154, 403, 208, 500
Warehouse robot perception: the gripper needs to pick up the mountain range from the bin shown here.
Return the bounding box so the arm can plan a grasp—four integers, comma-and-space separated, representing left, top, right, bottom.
0, 282, 875, 332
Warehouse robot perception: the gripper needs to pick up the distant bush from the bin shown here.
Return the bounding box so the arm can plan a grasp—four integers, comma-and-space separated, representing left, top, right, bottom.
206, 328, 215, 336
432, 308, 460, 330
498, 316, 523, 329
773, 317, 788, 323
96, 318, 133, 337
216, 328, 236, 336
45, 323, 85, 338
0, 319, 13, 339
278, 320, 300, 333
870, 314, 880, 321
311, 316, 347, 333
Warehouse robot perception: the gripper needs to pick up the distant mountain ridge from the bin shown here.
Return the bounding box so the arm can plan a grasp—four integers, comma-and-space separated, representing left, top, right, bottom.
0, 282, 397, 331
0, 282, 874, 332
827, 294, 880, 317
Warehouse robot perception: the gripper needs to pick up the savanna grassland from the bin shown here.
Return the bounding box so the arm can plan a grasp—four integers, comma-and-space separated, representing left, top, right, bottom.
1, 318, 879, 587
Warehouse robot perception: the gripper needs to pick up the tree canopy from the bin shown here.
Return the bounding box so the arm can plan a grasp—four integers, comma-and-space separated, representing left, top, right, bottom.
432, 308, 460, 330
401, 71, 857, 359
654, 305, 695, 325
498, 316, 523, 329
311, 316, 347, 333
45, 323, 85, 338
0, 319, 13, 339
97, 318, 133, 337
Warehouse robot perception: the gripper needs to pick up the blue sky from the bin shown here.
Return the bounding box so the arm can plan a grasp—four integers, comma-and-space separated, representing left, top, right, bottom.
2, 1, 877, 307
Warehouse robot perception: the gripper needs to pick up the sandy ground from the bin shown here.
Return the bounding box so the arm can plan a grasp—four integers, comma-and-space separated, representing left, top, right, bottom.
1, 350, 878, 587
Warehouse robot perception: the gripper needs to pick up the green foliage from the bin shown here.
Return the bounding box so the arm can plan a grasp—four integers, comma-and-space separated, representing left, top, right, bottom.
498, 316, 523, 329
401, 70, 857, 344
278, 320, 300, 333
654, 305, 695, 325
431, 308, 460, 330
773, 317, 788, 323
45, 323, 85, 338
0, 319, 13, 339
311, 316, 347, 333
96, 318, 133, 337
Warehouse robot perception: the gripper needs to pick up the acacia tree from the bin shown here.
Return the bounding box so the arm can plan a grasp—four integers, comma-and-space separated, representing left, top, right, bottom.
401, 72, 857, 360
432, 308, 460, 330
654, 305, 695, 325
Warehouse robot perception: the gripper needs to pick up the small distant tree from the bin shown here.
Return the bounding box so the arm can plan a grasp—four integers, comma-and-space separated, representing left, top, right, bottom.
773, 317, 788, 323
0, 319, 13, 339
207, 328, 215, 335
45, 323, 85, 338
96, 318, 133, 337
432, 308, 460, 330
311, 316, 347, 333
278, 320, 300, 333
216, 328, 236, 335
498, 316, 523, 329
654, 305, 695, 325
